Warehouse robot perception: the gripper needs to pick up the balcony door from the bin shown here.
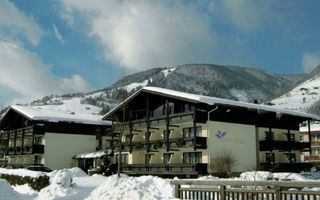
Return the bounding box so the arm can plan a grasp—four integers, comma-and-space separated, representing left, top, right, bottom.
265, 153, 275, 164
163, 153, 172, 164
265, 131, 274, 141
145, 154, 152, 164
183, 127, 201, 138
116, 154, 128, 164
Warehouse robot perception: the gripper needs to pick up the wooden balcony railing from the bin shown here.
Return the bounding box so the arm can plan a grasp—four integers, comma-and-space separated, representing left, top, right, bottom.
259, 140, 310, 151
304, 155, 320, 161
260, 162, 313, 173
311, 141, 320, 147
122, 136, 207, 151
170, 179, 320, 200
119, 163, 207, 175
6, 144, 44, 155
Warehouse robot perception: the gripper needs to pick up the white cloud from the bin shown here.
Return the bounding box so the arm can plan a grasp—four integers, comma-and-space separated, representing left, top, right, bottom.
60, 0, 217, 71
219, 0, 279, 31
0, 0, 44, 46
0, 41, 92, 104
52, 24, 65, 44
302, 52, 320, 73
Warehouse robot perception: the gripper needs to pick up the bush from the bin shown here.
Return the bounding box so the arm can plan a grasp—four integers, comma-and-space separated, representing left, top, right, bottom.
210, 151, 236, 178
0, 173, 49, 191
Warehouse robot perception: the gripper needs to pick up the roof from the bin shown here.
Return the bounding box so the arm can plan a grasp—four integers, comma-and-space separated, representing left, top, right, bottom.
103, 86, 320, 121
3, 105, 111, 126
300, 123, 320, 132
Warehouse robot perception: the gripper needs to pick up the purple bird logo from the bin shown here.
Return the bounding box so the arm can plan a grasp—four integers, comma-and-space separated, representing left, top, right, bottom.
216, 131, 227, 139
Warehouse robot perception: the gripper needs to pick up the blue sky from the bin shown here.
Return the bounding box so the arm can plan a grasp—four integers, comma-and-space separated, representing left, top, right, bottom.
0, 0, 320, 105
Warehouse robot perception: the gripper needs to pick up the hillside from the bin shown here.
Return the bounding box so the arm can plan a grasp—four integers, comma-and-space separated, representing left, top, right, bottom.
19, 64, 310, 116
271, 65, 320, 114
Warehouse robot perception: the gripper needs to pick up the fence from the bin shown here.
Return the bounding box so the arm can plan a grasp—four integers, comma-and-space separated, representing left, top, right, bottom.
170, 179, 320, 200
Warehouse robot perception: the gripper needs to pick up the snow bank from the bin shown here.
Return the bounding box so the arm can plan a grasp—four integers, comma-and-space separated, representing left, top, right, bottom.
0, 179, 26, 200
51, 169, 73, 187
36, 168, 98, 200
0, 167, 46, 178
48, 167, 87, 180
239, 171, 316, 181
86, 174, 174, 200
273, 173, 310, 181
240, 171, 273, 181
12, 184, 38, 199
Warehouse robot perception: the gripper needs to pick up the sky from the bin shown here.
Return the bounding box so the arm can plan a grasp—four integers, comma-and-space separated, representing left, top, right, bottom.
0, 0, 319, 106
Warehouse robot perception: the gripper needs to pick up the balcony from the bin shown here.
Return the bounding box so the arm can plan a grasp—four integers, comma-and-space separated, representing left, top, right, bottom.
311, 141, 320, 147
304, 155, 320, 161
259, 140, 310, 151
32, 144, 44, 154
8, 147, 15, 155
260, 162, 313, 173
122, 136, 207, 151
3, 125, 45, 138
115, 110, 207, 132
119, 163, 208, 176
15, 147, 23, 155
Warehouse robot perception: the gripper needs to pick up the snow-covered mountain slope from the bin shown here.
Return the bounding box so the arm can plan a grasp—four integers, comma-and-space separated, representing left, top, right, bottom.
11, 96, 112, 123
12, 63, 312, 116
271, 74, 320, 112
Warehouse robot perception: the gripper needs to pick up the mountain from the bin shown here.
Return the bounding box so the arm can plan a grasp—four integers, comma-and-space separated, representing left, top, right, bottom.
23, 64, 309, 116
271, 65, 320, 114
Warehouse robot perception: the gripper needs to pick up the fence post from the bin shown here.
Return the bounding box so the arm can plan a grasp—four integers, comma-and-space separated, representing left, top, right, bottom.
220, 185, 226, 200
275, 186, 281, 200
175, 183, 181, 199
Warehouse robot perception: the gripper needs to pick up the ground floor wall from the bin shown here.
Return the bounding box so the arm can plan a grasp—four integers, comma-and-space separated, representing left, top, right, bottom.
44, 133, 96, 170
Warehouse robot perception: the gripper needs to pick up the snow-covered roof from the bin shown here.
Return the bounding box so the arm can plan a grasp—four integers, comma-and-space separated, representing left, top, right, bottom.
300, 123, 320, 132
74, 150, 107, 159
4, 105, 111, 126
103, 86, 320, 120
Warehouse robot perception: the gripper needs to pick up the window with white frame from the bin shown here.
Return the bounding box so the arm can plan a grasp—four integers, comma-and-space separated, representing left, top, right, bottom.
183, 127, 202, 138
183, 152, 202, 164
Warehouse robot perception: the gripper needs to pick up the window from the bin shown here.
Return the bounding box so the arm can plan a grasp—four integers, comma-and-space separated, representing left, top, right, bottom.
266, 153, 275, 164
125, 135, 132, 143
163, 130, 171, 140
183, 127, 202, 138
97, 138, 102, 148
145, 154, 152, 164
163, 153, 172, 164
116, 154, 128, 164
34, 155, 43, 165
289, 134, 295, 142
311, 149, 316, 155
163, 105, 173, 115
34, 137, 43, 145
78, 159, 85, 170
145, 132, 151, 142
183, 152, 202, 164
265, 131, 274, 141
287, 153, 296, 163
184, 104, 195, 112
311, 135, 316, 141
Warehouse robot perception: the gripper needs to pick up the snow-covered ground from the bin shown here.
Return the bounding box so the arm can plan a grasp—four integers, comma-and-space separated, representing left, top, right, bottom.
0, 168, 319, 200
